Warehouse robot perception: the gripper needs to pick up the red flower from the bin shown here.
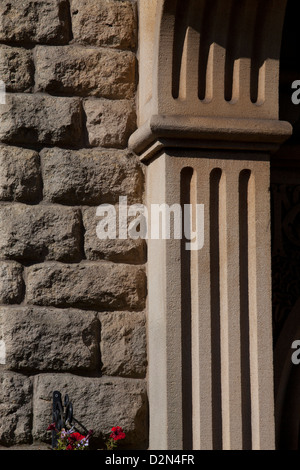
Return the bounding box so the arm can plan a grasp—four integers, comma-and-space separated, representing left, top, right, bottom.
68, 432, 86, 442
110, 426, 126, 441
47, 423, 57, 431
66, 444, 74, 450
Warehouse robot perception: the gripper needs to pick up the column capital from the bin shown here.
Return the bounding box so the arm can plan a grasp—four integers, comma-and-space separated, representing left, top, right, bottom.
129, 114, 292, 162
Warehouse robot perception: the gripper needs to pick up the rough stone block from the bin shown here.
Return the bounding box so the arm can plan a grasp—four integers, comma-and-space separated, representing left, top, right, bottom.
0, 204, 82, 262
0, 372, 33, 446
0, 262, 23, 304
33, 374, 148, 449
0, 145, 41, 202
0, 307, 100, 372
26, 262, 146, 311
0, 46, 34, 92
0, 0, 71, 44
40, 147, 144, 205
35, 46, 135, 99
84, 99, 136, 148
70, 0, 137, 50
0, 94, 83, 147
82, 206, 146, 264
100, 311, 147, 378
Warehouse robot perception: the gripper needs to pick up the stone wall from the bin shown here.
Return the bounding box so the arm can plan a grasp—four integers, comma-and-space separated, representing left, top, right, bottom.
0, 0, 148, 450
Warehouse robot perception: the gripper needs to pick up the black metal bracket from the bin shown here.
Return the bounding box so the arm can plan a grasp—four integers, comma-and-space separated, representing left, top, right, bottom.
52, 390, 73, 449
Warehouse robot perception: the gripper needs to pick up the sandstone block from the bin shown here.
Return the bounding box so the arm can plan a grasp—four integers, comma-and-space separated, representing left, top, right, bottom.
26, 262, 146, 311
84, 99, 136, 148
0, 307, 100, 372
40, 147, 144, 205
0, 372, 33, 446
0, 1, 71, 44
70, 0, 137, 50
0, 204, 82, 262
100, 311, 147, 378
0, 262, 23, 304
33, 374, 148, 449
35, 46, 135, 99
0, 94, 83, 147
0, 145, 41, 202
82, 206, 146, 264
0, 46, 34, 92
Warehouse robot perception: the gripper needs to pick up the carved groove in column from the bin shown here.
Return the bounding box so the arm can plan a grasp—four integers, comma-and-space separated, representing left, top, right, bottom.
172, 0, 187, 99
239, 169, 252, 449
197, 0, 219, 102
224, 0, 243, 103
250, 0, 270, 104
180, 166, 195, 449
210, 168, 223, 449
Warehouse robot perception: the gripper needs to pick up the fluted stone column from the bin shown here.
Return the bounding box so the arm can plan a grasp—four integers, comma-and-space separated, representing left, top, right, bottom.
130, 0, 292, 449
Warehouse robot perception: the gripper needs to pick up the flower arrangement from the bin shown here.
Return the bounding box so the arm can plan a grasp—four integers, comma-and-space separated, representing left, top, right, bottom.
47, 423, 126, 450
47, 423, 93, 450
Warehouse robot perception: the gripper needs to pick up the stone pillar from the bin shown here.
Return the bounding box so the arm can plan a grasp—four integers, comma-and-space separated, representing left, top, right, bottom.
130, 0, 292, 450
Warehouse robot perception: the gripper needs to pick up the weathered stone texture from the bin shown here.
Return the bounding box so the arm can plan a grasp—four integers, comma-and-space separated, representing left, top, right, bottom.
0, 204, 82, 262
0, 262, 23, 304
40, 148, 144, 205
100, 311, 147, 378
0, 0, 147, 451
0, 145, 41, 202
82, 206, 146, 264
84, 99, 136, 148
0, 0, 71, 44
33, 374, 148, 449
0, 307, 100, 372
70, 0, 137, 50
26, 262, 146, 311
0, 372, 33, 446
0, 94, 83, 147
35, 46, 136, 99
0, 46, 34, 92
